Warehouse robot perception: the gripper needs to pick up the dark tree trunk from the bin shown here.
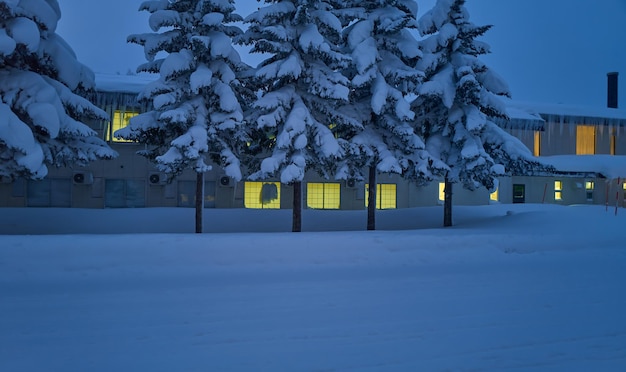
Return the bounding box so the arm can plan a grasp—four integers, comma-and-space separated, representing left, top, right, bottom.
195, 172, 203, 233
292, 181, 302, 232
443, 175, 453, 227
367, 165, 377, 231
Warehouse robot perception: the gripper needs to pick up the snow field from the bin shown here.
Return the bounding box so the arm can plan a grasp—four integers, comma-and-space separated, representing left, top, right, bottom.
0, 204, 625, 371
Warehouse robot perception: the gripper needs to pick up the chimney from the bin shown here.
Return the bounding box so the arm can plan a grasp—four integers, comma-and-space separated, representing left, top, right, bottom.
607, 72, 618, 108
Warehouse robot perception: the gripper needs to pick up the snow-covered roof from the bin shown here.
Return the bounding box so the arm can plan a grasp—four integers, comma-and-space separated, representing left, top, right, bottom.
543, 155, 626, 179
95, 73, 157, 94
92, 74, 626, 129
508, 100, 626, 127
499, 106, 545, 130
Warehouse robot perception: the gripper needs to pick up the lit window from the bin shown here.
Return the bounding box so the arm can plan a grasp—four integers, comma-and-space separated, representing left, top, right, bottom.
107, 110, 138, 142
365, 184, 397, 209
244, 181, 280, 209
533, 131, 541, 156
585, 181, 594, 201
490, 188, 499, 202
307, 183, 340, 209
576, 125, 596, 155
554, 180, 563, 201
438, 182, 445, 202
611, 129, 616, 155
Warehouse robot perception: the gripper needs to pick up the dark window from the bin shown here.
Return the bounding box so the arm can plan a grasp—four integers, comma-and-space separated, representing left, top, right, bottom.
513, 184, 525, 204
177, 181, 216, 208
105, 179, 145, 208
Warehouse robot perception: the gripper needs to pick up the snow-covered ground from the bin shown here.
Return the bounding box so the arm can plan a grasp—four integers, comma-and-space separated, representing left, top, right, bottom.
1, 204, 625, 371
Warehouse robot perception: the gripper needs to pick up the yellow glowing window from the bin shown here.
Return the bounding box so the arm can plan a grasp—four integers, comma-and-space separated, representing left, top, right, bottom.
490, 188, 499, 202
365, 184, 397, 209
107, 110, 138, 142
623, 183, 626, 190
554, 180, 563, 201
307, 183, 340, 209
533, 131, 541, 156
576, 125, 596, 155
585, 181, 594, 201
438, 182, 445, 202
244, 181, 280, 209
611, 129, 616, 155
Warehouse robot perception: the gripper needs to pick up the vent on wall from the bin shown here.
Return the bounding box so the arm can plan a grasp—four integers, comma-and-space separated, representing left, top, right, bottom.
149, 172, 166, 185
73, 172, 94, 185
219, 176, 231, 187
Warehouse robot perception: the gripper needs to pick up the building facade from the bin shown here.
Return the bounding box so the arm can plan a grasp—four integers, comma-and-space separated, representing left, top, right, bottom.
2, 74, 626, 210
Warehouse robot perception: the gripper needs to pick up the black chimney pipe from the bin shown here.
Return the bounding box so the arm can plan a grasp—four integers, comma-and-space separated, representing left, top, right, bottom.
607, 72, 618, 108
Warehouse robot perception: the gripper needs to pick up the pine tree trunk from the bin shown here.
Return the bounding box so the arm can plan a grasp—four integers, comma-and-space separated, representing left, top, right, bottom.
292, 181, 302, 232
367, 165, 377, 231
443, 175, 452, 227
195, 172, 203, 233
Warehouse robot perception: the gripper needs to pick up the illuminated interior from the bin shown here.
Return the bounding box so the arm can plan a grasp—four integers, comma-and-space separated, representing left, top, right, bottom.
107, 110, 138, 142
533, 131, 541, 156
611, 129, 616, 155
554, 180, 563, 201
365, 184, 397, 209
307, 183, 340, 209
576, 125, 596, 155
244, 181, 281, 209
438, 182, 445, 202
490, 188, 499, 202
585, 181, 594, 201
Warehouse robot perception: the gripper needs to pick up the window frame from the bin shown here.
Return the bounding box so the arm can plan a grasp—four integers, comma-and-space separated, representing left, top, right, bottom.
365, 183, 397, 210
106, 109, 139, 143
244, 181, 281, 209
554, 180, 563, 201
306, 183, 340, 210
576, 125, 596, 155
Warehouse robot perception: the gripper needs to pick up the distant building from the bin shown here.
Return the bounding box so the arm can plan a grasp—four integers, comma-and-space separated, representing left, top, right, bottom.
3, 73, 626, 210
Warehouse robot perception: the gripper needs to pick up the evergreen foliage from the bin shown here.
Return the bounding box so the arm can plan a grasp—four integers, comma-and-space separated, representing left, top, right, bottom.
0, 0, 117, 180
236, 0, 350, 185
334, 0, 448, 185
414, 0, 550, 194
118, 0, 248, 181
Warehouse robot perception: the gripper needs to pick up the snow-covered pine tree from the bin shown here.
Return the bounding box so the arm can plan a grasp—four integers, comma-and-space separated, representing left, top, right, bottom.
334, 0, 448, 230
414, 0, 551, 227
237, 0, 351, 232
118, 0, 247, 233
0, 0, 117, 180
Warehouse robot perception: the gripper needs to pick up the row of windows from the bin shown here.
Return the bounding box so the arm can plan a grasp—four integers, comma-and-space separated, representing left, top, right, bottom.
437, 183, 499, 202
533, 125, 617, 157
108, 112, 617, 158
552, 179, 623, 202
244, 182, 397, 210
15, 179, 398, 210
15, 178, 626, 208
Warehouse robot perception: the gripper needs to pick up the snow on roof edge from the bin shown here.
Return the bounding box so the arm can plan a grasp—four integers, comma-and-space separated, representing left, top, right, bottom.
507, 100, 626, 127
95, 73, 157, 94
92, 74, 626, 127
543, 155, 626, 180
